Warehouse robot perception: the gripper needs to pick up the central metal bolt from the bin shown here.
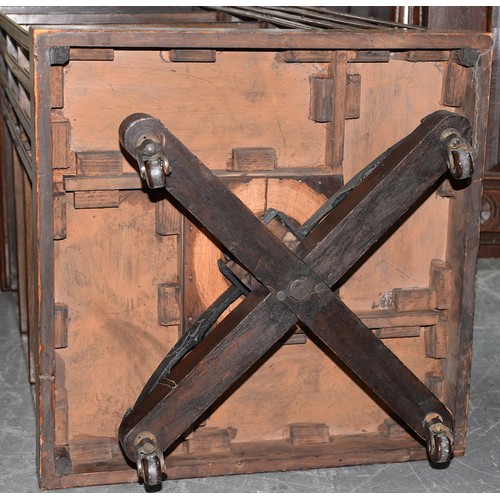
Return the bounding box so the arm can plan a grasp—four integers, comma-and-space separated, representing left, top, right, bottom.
289, 278, 313, 301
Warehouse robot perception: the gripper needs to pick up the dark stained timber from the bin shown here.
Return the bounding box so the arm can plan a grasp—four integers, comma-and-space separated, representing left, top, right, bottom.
119, 111, 471, 470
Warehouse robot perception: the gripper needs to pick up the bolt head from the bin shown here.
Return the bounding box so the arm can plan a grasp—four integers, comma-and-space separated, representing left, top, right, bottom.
289, 279, 313, 301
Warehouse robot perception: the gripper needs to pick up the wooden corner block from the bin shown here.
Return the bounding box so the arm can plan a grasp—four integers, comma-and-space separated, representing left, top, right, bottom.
54, 303, 69, 349
392, 288, 437, 312
184, 428, 231, 454
50, 65, 64, 109
55, 352, 68, 446
69, 48, 114, 61
290, 422, 330, 446
345, 74, 361, 120
51, 113, 70, 169
69, 435, 119, 464
76, 151, 123, 177
351, 50, 390, 63
442, 59, 469, 107
55, 386, 69, 446
54, 446, 72, 476
230, 147, 277, 171
451, 48, 481, 68
282, 50, 332, 63
425, 321, 448, 359
73, 190, 120, 209
405, 50, 449, 62
169, 49, 216, 62
429, 259, 452, 310
156, 199, 182, 235
158, 282, 181, 326
425, 372, 445, 401
309, 75, 333, 123
356, 310, 439, 330
53, 184, 67, 240
376, 326, 421, 339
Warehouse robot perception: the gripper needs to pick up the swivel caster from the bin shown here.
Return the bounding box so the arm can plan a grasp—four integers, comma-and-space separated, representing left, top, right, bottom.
134, 432, 165, 488
424, 413, 454, 464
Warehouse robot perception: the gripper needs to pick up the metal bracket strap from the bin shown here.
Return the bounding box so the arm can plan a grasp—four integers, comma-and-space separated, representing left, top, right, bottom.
117, 110, 472, 486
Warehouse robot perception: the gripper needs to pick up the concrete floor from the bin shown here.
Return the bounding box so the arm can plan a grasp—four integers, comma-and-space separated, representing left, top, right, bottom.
1, 259, 500, 492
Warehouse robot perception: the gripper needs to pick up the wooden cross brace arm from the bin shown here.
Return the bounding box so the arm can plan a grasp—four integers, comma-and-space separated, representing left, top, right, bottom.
117, 110, 473, 485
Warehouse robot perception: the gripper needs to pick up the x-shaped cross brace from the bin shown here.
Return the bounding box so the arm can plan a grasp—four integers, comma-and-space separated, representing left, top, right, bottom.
117, 110, 473, 487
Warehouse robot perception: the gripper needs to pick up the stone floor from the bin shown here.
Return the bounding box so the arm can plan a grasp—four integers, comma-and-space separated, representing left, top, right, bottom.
1, 259, 500, 493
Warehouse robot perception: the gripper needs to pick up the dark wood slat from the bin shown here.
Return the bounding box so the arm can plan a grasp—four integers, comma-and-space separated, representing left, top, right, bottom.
0, 115, 17, 291
235, 6, 357, 30
31, 39, 57, 481
1, 98, 33, 181
0, 6, 199, 13
33, 29, 492, 53
6, 11, 219, 25
0, 13, 30, 50
12, 146, 27, 329
0, 69, 32, 140
1, 45, 30, 93
63, 173, 142, 192
212, 168, 338, 179
271, 6, 375, 30
69, 48, 114, 61
17, 21, 263, 29
300, 6, 422, 30
63, 169, 340, 192
202, 7, 317, 30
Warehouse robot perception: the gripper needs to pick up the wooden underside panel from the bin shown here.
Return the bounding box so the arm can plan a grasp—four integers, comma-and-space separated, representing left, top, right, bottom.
341, 60, 450, 310
63, 50, 328, 171
207, 335, 440, 442
54, 191, 180, 439
45, 45, 481, 485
